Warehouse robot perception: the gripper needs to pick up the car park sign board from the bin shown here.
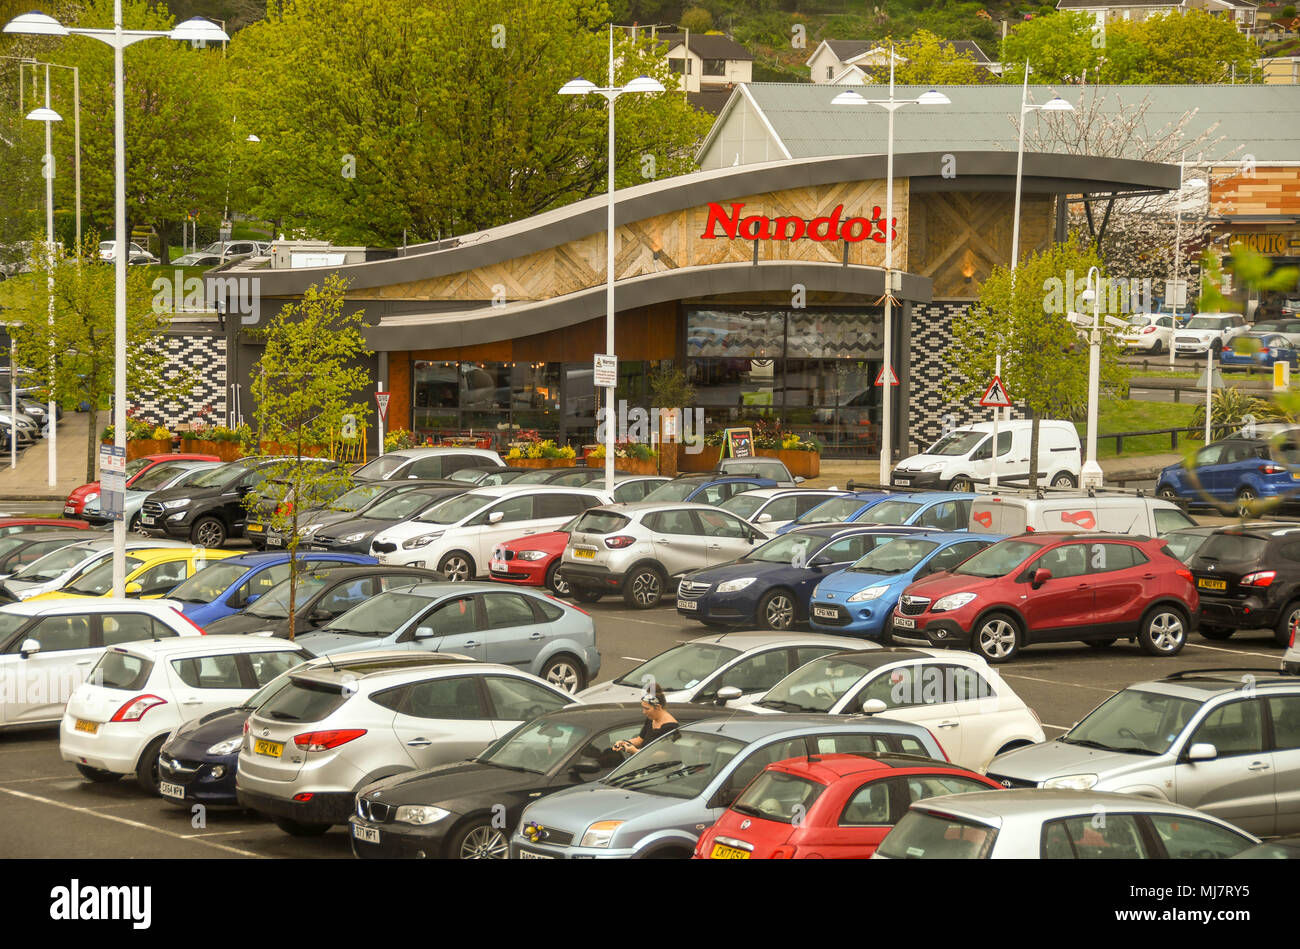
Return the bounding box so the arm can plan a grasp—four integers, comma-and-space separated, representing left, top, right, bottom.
724, 427, 754, 458
979, 376, 1012, 408
594, 354, 618, 389
100, 445, 126, 520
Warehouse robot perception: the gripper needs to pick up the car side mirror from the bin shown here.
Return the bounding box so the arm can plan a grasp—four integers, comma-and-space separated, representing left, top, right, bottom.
308, 609, 334, 625
414, 626, 435, 640
1187, 742, 1217, 762
488, 511, 505, 524
124, 581, 143, 596
808, 555, 833, 569
245, 593, 261, 605
570, 760, 604, 776
794, 476, 806, 484
860, 698, 888, 715
756, 513, 772, 524
715, 685, 743, 706
1031, 568, 1052, 589
19, 637, 40, 657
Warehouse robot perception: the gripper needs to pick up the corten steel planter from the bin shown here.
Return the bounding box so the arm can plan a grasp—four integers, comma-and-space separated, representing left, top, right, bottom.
758, 448, 821, 478
586, 456, 657, 475
112, 439, 172, 462
678, 445, 721, 472
507, 457, 571, 469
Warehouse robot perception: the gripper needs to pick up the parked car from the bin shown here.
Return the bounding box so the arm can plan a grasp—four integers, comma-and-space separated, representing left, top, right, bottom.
1173, 312, 1249, 357
1233, 835, 1300, 859
349, 702, 724, 859
490, 515, 581, 596
203, 565, 446, 638
243, 475, 358, 549
694, 752, 1002, 859
509, 715, 947, 859
560, 502, 768, 608
774, 490, 892, 534
352, 447, 504, 482
0, 599, 205, 729
1246, 317, 1300, 347
1156, 438, 1300, 515
446, 466, 530, 486
0, 537, 194, 602
60, 635, 312, 792
890, 533, 1199, 662
809, 532, 1003, 639
63, 452, 219, 518
170, 252, 227, 267
236, 660, 577, 835
890, 420, 1083, 492
98, 240, 156, 264
1121, 312, 1179, 354
641, 474, 778, 505
509, 467, 633, 487
987, 667, 1300, 836
969, 492, 1196, 536
0, 517, 90, 536
610, 475, 671, 502
27, 547, 233, 601
781, 491, 976, 537
677, 525, 943, 630
873, 789, 1258, 859
84, 459, 226, 532
1222, 333, 1300, 371
719, 488, 848, 533
0, 530, 88, 581
1189, 523, 1300, 644
303, 483, 469, 554
714, 456, 801, 486
165, 551, 377, 627
284, 479, 461, 546
372, 485, 611, 580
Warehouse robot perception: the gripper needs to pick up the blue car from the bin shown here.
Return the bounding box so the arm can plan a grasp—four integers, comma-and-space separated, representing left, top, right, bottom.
641, 474, 778, 505
1156, 435, 1300, 513
676, 524, 941, 630
1221, 333, 1300, 371
774, 490, 891, 534
808, 531, 1004, 639
777, 491, 976, 535
165, 551, 377, 626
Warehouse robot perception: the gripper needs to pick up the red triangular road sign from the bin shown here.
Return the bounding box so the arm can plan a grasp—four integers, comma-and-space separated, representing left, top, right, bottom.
979, 375, 1012, 407
374, 391, 391, 423
874, 365, 900, 387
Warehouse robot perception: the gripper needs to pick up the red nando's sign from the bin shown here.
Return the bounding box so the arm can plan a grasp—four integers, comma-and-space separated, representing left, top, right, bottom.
699, 201, 897, 244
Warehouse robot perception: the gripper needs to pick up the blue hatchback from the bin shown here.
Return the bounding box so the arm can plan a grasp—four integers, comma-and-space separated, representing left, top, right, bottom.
642, 474, 777, 505
676, 524, 942, 630
777, 491, 976, 535
166, 551, 377, 626
1155, 436, 1300, 513
774, 490, 891, 534
1221, 333, 1300, 371
808, 531, 1004, 639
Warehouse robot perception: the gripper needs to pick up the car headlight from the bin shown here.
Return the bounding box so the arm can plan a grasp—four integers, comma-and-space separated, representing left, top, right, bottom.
394, 804, 450, 825
848, 585, 889, 603
206, 736, 243, 756
84, 492, 99, 505
579, 820, 625, 848
339, 531, 366, 544
1043, 773, 1099, 790
932, 592, 977, 612
516, 550, 548, 561
402, 532, 444, 549
162, 498, 191, 510
717, 577, 756, 593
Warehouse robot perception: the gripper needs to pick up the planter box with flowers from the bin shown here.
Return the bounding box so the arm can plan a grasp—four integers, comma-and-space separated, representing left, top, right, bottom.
506, 437, 576, 468
695, 423, 821, 477
181, 425, 250, 462
102, 421, 174, 462
586, 441, 658, 475
758, 433, 821, 478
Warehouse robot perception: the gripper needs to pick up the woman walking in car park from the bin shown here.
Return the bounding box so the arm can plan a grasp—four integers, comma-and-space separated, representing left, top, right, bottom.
614, 685, 679, 753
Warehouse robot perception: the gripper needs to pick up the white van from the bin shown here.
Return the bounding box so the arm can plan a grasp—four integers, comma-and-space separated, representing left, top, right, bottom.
891, 420, 1082, 492
969, 494, 1197, 536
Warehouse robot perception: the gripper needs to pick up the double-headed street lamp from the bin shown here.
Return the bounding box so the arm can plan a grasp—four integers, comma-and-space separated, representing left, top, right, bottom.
559, 26, 664, 495
25, 68, 61, 489
5, 5, 229, 597
832, 49, 949, 486
1010, 64, 1074, 275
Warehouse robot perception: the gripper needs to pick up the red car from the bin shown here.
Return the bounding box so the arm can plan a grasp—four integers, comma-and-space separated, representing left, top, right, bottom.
889, 532, 1198, 663
0, 517, 90, 535
62, 452, 219, 518
488, 516, 580, 596
695, 753, 1002, 859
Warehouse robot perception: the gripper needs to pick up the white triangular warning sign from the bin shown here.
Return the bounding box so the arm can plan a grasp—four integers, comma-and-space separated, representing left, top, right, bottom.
979, 375, 1012, 407
874, 365, 900, 387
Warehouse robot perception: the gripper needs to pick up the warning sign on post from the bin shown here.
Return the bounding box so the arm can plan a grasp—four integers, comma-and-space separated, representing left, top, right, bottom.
979, 376, 1012, 408
874, 365, 900, 387
374, 391, 391, 424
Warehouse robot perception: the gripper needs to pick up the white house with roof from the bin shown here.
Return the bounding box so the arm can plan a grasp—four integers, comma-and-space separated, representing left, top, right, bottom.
806, 38, 994, 84
653, 32, 753, 94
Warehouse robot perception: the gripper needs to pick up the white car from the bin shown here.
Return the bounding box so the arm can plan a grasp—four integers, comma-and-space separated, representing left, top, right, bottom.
737, 647, 1045, 771
370, 484, 611, 579
0, 599, 204, 729
97, 240, 157, 264
1121, 313, 1178, 354
60, 634, 312, 792
1, 537, 195, 601
353, 447, 504, 482
719, 488, 849, 533
1173, 313, 1248, 357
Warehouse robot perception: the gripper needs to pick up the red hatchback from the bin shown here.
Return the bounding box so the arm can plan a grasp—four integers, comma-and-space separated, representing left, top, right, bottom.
488, 516, 580, 597
889, 532, 1198, 663
0, 517, 90, 535
695, 753, 1001, 859
62, 452, 219, 517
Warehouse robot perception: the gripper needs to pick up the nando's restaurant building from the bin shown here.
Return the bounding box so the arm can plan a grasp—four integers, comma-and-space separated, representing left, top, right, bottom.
244, 150, 1177, 458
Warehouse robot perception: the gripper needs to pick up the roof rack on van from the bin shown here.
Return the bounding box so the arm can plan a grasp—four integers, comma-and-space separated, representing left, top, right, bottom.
1161, 668, 1295, 688
974, 482, 1148, 500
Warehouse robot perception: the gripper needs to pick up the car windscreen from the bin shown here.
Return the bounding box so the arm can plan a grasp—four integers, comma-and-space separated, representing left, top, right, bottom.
602, 729, 747, 799
247, 571, 337, 618
860, 500, 923, 524
188, 463, 249, 489
125, 457, 154, 479
731, 770, 826, 824
257, 678, 351, 723
63, 556, 146, 596
1185, 317, 1230, 330
925, 430, 985, 456
367, 491, 447, 520
414, 493, 487, 525
953, 540, 1041, 578
90, 650, 154, 691
167, 562, 251, 603
614, 642, 743, 691
876, 810, 997, 859
326, 483, 389, 513
477, 717, 593, 774
744, 533, 828, 565
642, 480, 701, 502
1193, 533, 1269, 564
720, 494, 765, 519
757, 656, 869, 712
1062, 688, 1202, 756
130, 463, 187, 491
353, 455, 408, 479
319, 590, 428, 638
796, 497, 869, 524
1160, 532, 1210, 564
574, 511, 631, 535
849, 538, 940, 574
12, 544, 95, 582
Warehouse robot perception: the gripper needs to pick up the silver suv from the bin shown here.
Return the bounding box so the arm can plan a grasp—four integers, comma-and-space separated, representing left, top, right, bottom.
353, 448, 504, 482
558, 502, 767, 609
235, 659, 577, 835
986, 667, 1300, 837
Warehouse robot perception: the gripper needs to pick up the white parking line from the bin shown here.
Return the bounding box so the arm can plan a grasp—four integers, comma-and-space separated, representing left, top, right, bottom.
620, 657, 647, 662
1042, 724, 1070, 732
605, 614, 685, 629
0, 775, 75, 783
1001, 673, 1117, 693
1184, 642, 1282, 660
0, 786, 265, 857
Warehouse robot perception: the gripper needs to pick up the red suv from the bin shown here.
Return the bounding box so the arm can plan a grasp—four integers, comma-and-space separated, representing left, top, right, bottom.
889, 532, 1197, 663
694, 753, 1001, 859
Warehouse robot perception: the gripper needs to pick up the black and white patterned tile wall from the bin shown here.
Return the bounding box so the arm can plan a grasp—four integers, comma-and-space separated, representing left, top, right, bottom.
129, 333, 226, 428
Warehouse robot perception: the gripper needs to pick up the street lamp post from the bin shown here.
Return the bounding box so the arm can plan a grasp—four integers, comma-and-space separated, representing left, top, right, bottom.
559, 26, 664, 495
5, 56, 80, 254
832, 49, 950, 486
1169, 153, 1207, 367
1082, 266, 1103, 490
25, 67, 61, 489
5, 6, 229, 598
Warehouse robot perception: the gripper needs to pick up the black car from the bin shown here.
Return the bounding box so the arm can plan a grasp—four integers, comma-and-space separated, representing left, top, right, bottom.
203, 564, 447, 637
348, 702, 722, 859
510, 467, 638, 487
1190, 523, 1300, 644
306, 485, 468, 553
140, 457, 343, 548
446, 466, 530, 486
269, 478, 458, 548
245, 476, 357, 550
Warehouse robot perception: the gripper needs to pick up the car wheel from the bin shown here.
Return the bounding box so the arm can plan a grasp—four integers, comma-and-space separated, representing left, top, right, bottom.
972, 613, 1021, 663
437, 551, 475, 582
1156, 485, 1179, 502
1200, 624, 1235, 641
1085, 638, 1117, 648
623, 565, 665, 609
1151, 339, 1163, 355
572, 588, 603, 603
540, 653, 585, 693
1050, 472, 1077, 489
449, 817, 510, 859
135, 735, 168, 793
1273, 601, 1300, 648
948, 476, 974, 493
272, 818, 330, 836
757, 589, 796, 630
1138, 606, 1188, 656
128, 513, 147, 536
544, 561, 571, 597
76, 764, 120, 783
1236, 488, 1258, 517
190, 516, 226, 548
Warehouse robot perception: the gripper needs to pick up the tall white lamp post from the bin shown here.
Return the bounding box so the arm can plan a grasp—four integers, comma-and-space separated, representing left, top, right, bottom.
1169, 153, 1207, 367
832, 48, 950, 485
559, 26, 664, 495
5, 7, 229, 597
1010, 64, 1073, 275
26, 69, 61, 489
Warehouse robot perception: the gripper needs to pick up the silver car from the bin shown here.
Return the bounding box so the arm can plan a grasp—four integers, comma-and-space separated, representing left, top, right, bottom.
510, 715, 946, 859
236, 659, 577, 835
874, 789, 1258, 859
353, 447, 504, 482
719, 488, 849, 533
83, 459, 223, 532
1, 537, 194, 601
986, 668, 1300, 837
559, 502, 767, 609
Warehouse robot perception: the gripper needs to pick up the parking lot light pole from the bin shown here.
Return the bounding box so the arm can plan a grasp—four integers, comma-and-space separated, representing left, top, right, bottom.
1010, 66, 1073, 277
1169, 154, 1207, 368
4, 7, 229, 597
833, 50, 949, 485
1082, 267, 1103, 490
26, 72, 62, 489
559, 26, 664, 495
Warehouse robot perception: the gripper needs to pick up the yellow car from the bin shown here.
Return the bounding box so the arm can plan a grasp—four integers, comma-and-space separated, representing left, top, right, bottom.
27, 547, 234, 600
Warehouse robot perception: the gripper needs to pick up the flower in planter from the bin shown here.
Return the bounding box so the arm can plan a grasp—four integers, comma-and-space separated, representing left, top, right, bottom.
152, 426, 172, 441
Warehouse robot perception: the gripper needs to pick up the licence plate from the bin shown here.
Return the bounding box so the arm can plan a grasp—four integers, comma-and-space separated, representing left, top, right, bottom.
254, 739, 284, 758
894, 478, 911, 486
266, 535, 282, 547
677, 599, 698, 611
247, 523, 263, 533
491, 560, 507, 573
572, 548, 596, 560
710, 843, 750, 860
63, 505, 76, 515
74, 719, 99, 734
352, 824, 380, 844
1198, 578, 1227, 592
159, 781, 184, 800
517, 849, 554, 859
893, 616, 917, 629
813, 606, 840, 619
141, 515, 155, 526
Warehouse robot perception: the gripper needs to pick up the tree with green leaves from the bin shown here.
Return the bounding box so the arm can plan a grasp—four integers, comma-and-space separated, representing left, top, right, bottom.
244, 273, 373, 639
1000, 12, 1102, 84
1099, 11, 1262, 84
862, 30, 995, 84
947, 238, 1127, 488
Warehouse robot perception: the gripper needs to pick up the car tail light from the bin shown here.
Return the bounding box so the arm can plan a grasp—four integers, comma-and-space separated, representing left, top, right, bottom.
1260, 464, 1287, 475
242, 719, 250, 735
110, 694, 167, 722
293, 792, 313, 802
1291, 615, 1297, 649
770, 845, 797, 859
1024, 525, 1035, 532
1175, 568, 1193, 583
277, 502, 293, 516
603, 535, 636, 549
1142, 326, 1156, 334
172, 608, 207, 635
1241, 571, 1276, 587
293, 729, 367, 751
